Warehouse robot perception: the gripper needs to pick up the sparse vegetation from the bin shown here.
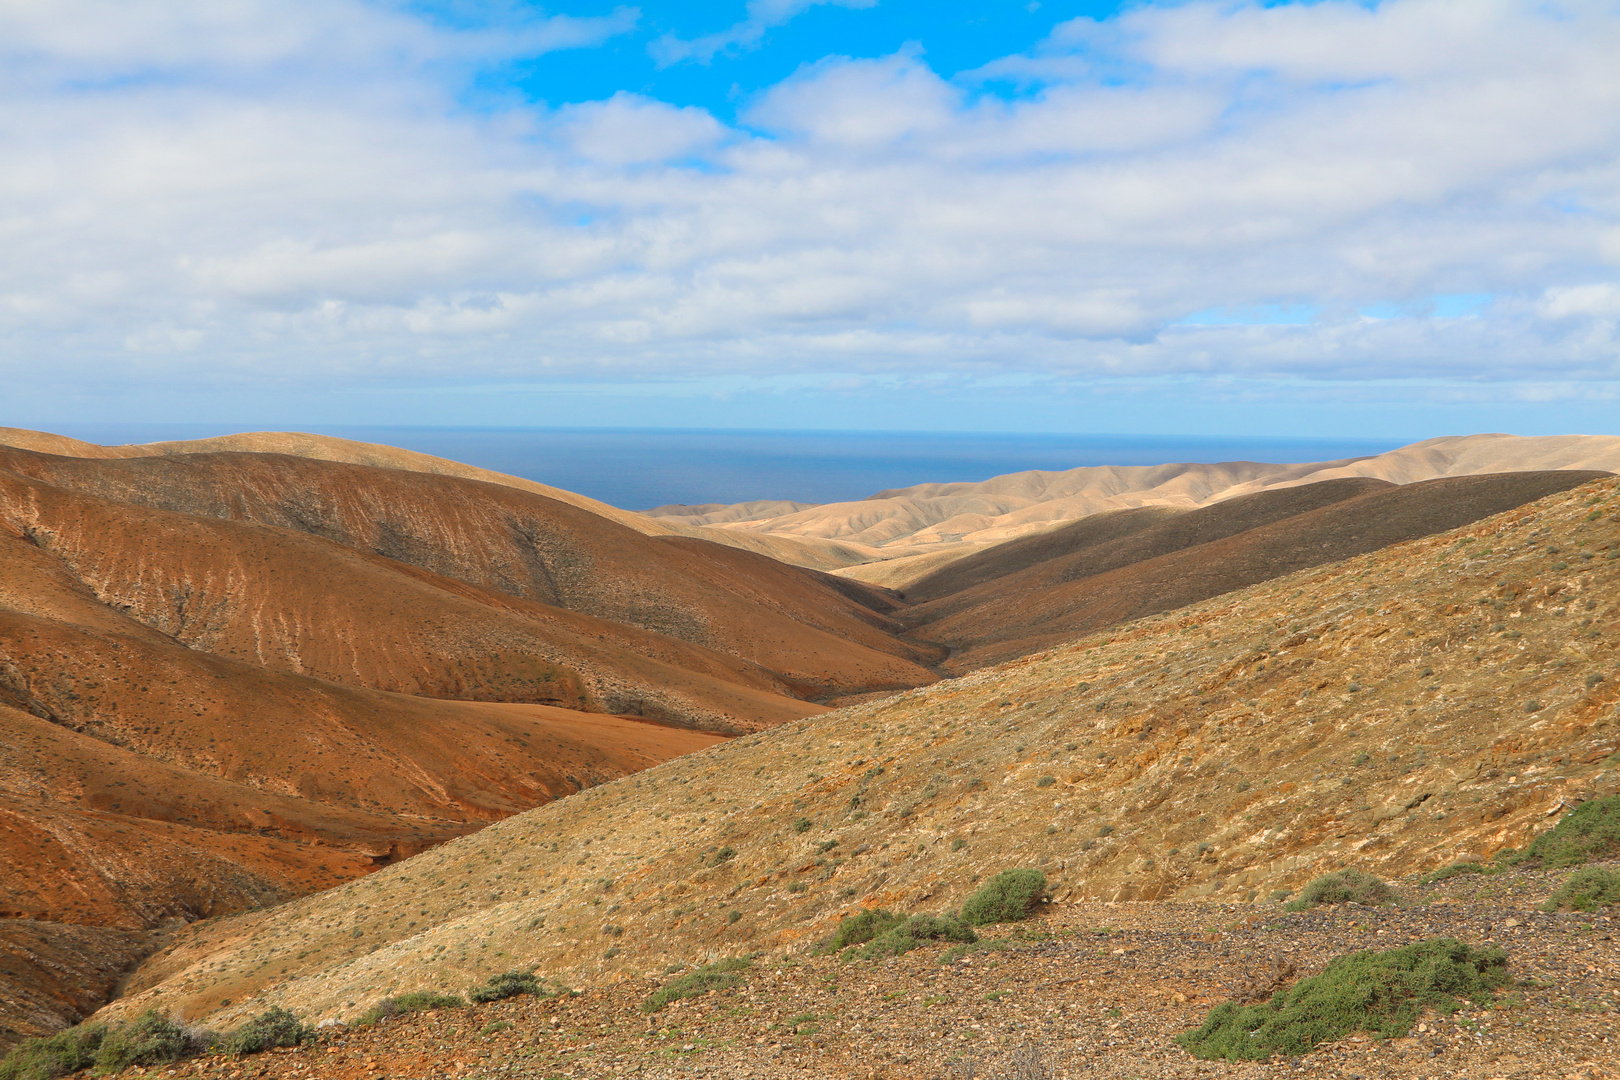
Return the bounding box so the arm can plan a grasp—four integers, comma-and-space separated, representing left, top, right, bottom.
960, 869, 1049, 926
0, 1025, 104, 1080
92, 1010, 196, 1072
218, 1007, 311, 1056
467, 970, 560, 1003
856, 914, 977, 959
1284, 868, 1394, 910
1176, 938, 1509, 1061
641, 959, 752, 1013
1542, 867, 1620, 912
1504, 795, 1620, 868
1420, 861, 1495, 885
821, 908, 905, 952
355, 991, 466, 1026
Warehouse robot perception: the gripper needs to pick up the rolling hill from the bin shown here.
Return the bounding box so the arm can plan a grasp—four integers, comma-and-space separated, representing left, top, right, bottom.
0, 436, 944, 1047
644, 433, 1620, 585
91, 474, 1620, 1037
900, 471, 1608, 670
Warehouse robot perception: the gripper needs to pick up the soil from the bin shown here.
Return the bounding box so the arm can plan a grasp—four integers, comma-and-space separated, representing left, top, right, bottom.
141, 869, 1618, 1079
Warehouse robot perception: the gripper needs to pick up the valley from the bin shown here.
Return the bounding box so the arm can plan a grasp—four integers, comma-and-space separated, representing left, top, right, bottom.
1, 429, 1616, 1078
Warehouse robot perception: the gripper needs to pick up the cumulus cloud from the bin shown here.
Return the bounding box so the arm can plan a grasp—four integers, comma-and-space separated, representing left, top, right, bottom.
2, 0, 1619, 406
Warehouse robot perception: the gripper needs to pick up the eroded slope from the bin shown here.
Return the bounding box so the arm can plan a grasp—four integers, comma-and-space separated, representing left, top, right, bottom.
101, 477, 1620, 1030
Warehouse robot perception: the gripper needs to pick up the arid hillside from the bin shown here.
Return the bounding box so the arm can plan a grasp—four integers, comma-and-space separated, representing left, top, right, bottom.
0, 438, 947, 1048
642, 433, 1620, 584
0, 429, 881, 572
98, 475, 1620, 1035
902, 471, 1608, 670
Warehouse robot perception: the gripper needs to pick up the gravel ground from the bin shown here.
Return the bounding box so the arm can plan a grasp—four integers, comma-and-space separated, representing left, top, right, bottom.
139, 869, 1617, 1080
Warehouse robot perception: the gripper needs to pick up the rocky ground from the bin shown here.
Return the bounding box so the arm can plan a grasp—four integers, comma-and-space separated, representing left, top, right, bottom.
138, 867, 1617, 1080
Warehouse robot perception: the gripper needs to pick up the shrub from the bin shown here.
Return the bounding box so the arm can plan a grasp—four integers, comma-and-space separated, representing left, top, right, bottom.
1510, 795, 1620, 869
1176, 937, 1509, 1061
821, 908, 905, 952
219, 1007, 311, 1056
467, 970, 554, 1003
708, 846, 736, 867
355, 991, 466, 1026
93, 1010, 190, 1072
0, 1026, 105, 1080
1420, 861, 1494, 885
1542, 867, 1620, 912
641, 959, 751, 1013
960, 870, 1049, 926
856, 915, 976, 959
1284, 868, 1394, 911
792, 817, 812, 833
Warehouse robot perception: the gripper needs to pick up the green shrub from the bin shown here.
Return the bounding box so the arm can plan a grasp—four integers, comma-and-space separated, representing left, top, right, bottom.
1176, 937, 1509, 1062
856, 914, 976, 959
468, 970, 557, 1003
0, 1025, 105, 1080
641, 959, 751, 1013
93, 1010, 190, 1072
354, 991, 466, 1026
1419, 861, 1495, 885
218, 1007, 311, 1056
820, 908, 904, 953
1510, 795, 1620, 869
960, 869, 1049, 926
1542, 867, 1620, 912
1284, 868, 1394, 911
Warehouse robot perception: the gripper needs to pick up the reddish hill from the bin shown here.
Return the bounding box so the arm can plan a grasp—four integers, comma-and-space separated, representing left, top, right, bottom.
0, 447, 941, 696
905, 471, 1607, 670
0, 444, 948, 1046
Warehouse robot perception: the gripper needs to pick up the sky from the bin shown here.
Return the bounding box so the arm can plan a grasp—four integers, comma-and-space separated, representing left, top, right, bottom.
3, 0, 1620, 438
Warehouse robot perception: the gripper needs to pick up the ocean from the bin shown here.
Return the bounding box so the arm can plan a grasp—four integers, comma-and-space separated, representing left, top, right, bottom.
36, 424, 1407, 510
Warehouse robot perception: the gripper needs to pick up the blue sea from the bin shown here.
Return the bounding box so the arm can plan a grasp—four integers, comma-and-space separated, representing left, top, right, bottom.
35, 424, 1407, 511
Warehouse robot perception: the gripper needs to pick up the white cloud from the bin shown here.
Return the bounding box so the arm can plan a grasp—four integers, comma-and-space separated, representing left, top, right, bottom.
650, 0, 876, 66
2, 0, 1620, 411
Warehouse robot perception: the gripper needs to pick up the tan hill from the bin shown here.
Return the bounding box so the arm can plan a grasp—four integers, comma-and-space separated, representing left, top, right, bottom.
902, 471, 1607, 670
0, 429, 879, 572
635, 434, 1620, 584
94, 474, 1620, 1037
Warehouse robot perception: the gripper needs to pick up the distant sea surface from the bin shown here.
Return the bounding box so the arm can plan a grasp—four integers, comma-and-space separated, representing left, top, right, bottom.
40, 424, 1408, 510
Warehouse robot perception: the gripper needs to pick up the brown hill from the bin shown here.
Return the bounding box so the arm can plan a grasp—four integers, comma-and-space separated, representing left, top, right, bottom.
0, 442, 949, 1046
0, 447, 940, 700
91, 474, 1620, 1034
0, 429, 881, 572
903, 471, 1607, 670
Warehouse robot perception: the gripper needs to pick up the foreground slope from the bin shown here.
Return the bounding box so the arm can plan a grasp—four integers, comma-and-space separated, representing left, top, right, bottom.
101, 476, 1620, 1029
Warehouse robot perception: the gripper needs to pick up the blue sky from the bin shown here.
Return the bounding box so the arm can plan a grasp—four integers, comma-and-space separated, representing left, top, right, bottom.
2, 0, 1619, 439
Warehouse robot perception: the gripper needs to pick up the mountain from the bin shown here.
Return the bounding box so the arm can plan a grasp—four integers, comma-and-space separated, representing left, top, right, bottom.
900, 471, 1607, 671
91, 473, 1620, 1033
0, 428, 882, 573
639, 433, 1620, 585
0, 436, 945, 1046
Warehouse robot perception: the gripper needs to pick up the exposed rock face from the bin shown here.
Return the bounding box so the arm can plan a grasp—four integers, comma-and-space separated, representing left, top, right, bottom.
97, 477, 1620, 1031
